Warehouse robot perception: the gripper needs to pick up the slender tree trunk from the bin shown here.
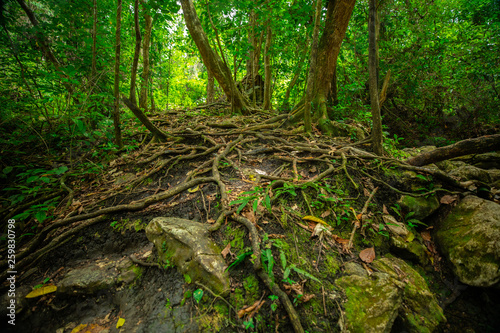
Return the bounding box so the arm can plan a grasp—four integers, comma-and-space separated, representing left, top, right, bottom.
140, 4, 152, 111
130, 0, 141, 104
91, 0, 97, 79
123, 97, 168, 141
282, 37, 310, 111
304, 0, 323, 133
369, 0, 383, 155
263, 23, 272, 110
113, 0, 123, 148
180, 0, 250, 114
207, 68, 215, 103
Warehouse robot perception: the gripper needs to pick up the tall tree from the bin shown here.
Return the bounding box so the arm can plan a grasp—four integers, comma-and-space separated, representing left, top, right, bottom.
304, 0, 323, 133
180, 0, 250, 114
369, 0, 382, 155
130, 0, 141, 104
207, 68, 215, 103
113, 0, 123, 148
140, 1, 152, 111
262, 21, 272, 110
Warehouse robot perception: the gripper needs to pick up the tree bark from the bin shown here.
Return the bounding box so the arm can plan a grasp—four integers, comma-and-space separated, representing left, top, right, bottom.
309, 0, 356, 124
140, 2, 152, 111
304, 0, 323, 133
207, 68, 215, 103
122, 97, 169, 142
130, 0, 142, 105
406, 135, 500, 167
262, 22, 272, 110
91, 0, 97, 79
281, 37, 310, 111
369, 0, 383, 155
113, 0, 123, 148
180, 0, 250, 114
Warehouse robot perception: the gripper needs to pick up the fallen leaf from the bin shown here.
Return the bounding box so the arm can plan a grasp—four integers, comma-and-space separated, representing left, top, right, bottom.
71, 324, 88, 333
363, 188, 371, 197
207, 218, 215, 224
187, 186, 199, 193
421, 230, 432, 242
440, 195, 457, 205
359, 247, 376, 264
382, 204, 389, 215
303, 215, 328, 225
311, 223, 332, 238
383, 214, 409, 237
116, 317, 125, 328
320, 210, 331, 218
25, 285, 57, 298
309, 166, 317, 173
221, 243, 231, 259
238, 300, 266, 319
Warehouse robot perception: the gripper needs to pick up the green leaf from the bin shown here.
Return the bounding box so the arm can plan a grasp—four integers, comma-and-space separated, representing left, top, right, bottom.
193, 288, 204, 303
264, 194, 271, 212
226, 251, 253, 271
291, 267, 321, 284
252, 199, 258, 212
3, 166, 13, 174
279, 250, 287, 269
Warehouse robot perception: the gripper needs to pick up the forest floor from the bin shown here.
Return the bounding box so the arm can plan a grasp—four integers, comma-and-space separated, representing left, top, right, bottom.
1, 107, 499, 332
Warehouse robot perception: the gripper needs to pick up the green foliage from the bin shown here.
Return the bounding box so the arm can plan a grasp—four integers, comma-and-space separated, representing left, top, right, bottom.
193, 288, 204, 304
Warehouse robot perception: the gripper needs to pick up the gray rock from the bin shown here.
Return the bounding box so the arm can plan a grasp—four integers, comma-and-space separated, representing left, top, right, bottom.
398, 194, 440, 220
448, 165, 491, 183
435, 195, 500, 287
146, 217, 230, 295
336, 257, 445, 333
58, 262, 116, 294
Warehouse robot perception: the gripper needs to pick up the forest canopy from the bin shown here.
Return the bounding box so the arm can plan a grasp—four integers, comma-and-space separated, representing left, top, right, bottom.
0, 0, 499, 153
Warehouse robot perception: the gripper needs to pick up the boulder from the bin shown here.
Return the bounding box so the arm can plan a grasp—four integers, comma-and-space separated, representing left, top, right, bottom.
146, 217, 230, 295
58, 261, 116, 294
336, 257, 445, 332
448, 165, 491, 183
435, 195, 500, 287
398, 194, 440, 220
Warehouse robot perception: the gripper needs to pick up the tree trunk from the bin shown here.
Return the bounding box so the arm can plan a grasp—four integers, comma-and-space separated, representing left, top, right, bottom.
304, 0, 323, 133
207, 68, 215, 103
310, 0, 356, 127
369, 0, 383, 155
180, 0, 250, 114
281, 37, 310, 112
406, 134, 500, 167
91, 0, 97, 79
122, 97, 169, 142
140, 3, 152, 111
113, 0, 123, 148
130, 0, 142, 104
262, 23, 272, 111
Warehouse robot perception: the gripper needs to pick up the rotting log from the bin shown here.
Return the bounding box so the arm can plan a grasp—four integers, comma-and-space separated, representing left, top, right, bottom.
406, 134, 500, 166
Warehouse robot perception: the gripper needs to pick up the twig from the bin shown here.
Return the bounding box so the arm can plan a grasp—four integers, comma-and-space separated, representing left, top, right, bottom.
347, 187, 378, 249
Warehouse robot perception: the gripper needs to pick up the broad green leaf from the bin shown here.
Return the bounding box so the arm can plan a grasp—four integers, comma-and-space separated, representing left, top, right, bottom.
193, 288, 204, 303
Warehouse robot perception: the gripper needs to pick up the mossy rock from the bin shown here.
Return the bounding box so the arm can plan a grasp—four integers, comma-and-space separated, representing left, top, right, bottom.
336, 257, 445, 332
435, 195, 500, 287
146, 217, 230, 295
398, 194, 440, 220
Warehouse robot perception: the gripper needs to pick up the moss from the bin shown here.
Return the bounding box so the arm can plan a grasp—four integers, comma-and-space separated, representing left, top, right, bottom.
243, 275, 260, 303
324, 255, 341, 276
225, 224, 246, 255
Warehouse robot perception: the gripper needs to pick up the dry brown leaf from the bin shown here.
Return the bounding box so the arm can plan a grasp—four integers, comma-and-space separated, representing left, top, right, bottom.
320, 210, 331, 218
242, 209, 256, 224
363, 188, 371, 197
237, 300, 265, 319
421, 230, 432, 242
268, 234, 286, 239
440, 195, 457, 205
359, 247, 376, 264
299, 294, 315, 303
207, 218, 215, 224
221, 243, 231, 259
309, 166, 317, 173
382, 204, 389, 215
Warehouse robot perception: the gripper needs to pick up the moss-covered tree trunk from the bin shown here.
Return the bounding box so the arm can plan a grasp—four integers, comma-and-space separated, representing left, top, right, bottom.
113, 0, 123, 148
130, 0, 141, 105
369, 0, 383, 155
139, 3, 152, 111
308, 0, 356, 133
180, 0, 250, 114
263, 22, 272, 110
